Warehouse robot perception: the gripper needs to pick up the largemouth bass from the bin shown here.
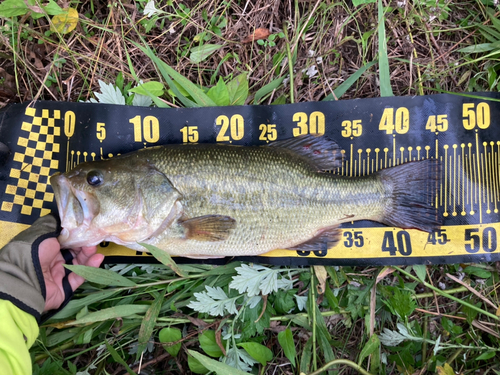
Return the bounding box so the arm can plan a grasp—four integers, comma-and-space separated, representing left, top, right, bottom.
50, 136, 441, 258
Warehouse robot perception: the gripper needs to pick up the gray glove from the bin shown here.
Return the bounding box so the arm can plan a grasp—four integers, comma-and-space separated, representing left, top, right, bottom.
0, 215, 64, 322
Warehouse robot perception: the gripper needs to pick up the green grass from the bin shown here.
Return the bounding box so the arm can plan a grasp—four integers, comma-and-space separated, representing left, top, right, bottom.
2, 0, 500, 374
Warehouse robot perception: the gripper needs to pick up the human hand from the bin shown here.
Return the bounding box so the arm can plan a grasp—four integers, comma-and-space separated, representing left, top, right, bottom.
40, 238, 104, 312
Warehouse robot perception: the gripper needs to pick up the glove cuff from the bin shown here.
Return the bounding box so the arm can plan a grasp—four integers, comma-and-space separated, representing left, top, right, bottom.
0, 215, 60, 322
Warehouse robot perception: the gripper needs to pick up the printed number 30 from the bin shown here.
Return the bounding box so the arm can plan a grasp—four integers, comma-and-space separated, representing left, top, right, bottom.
292, 112, 325, 137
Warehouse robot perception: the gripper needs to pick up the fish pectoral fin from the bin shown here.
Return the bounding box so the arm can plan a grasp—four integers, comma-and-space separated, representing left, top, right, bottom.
286, 225, 341, 252
181, 215, 236, 241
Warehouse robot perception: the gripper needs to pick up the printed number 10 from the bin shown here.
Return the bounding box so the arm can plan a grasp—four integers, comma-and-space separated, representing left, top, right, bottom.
130, 115, 160, 143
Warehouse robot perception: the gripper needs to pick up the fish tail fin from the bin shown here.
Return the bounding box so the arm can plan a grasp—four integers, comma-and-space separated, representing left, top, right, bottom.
379, 159, 442, 232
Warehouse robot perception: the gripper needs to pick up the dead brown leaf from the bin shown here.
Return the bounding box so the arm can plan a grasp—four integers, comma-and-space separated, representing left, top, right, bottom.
241, 28, 271, 43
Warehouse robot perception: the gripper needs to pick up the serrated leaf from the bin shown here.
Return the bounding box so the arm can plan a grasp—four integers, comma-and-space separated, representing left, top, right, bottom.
51, 7, 79, 34
132, 93, 153, 107
92, 80, 126, 105
139, 243, 186, 277
190, 44, 223, 64
227, 73, 248, 105
64, 265, 136, 287
159, 327, 182, 357
207, 77, 230, 106
137, 289, 166, 360
294, 295, 308, 311
188, 286, 240, 316
378, 327, 406, 346
67, 305, 148, 325
278, 328, 296, 367
238, 342, 273, 366
225, 346, 258, 372
358, 334, 380, 365
413, 265, 427, 282
0, 0, 29, 17
199, 330, 224, 357
189, 350, 252, 375
230, 264, 287, 297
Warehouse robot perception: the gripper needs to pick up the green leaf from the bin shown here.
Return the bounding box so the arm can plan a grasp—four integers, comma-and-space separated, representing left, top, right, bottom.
0, 0, 29, 17
459, 43, 500, 54
134, 43, 216, 107
253, 76, 286, 104
353, 0, 376, 5
64, 264, 136, 287
106, 341, 137, 375
237, 342, 273, 366
190, 44, 223, 64
227, 73, 249, 105
188, 353, 209, 374
436, 363, 456, 375
377, 0, 393, 97
139, 243, 187, 277
199, 330, 224, 357
68, 305, 148, 325
159, 327, 182, 357
51, 289, 118, 320
188, 350, 252, 375
463, 266, 492, 279
358, 334, 380, 365
323, 60, 377, 101
413, 265, 427, 282
207, 77, 230, 106
42, 0, 63, 15
476, 351, 496, 361
137, 289, 166, 360
277, 328, 296, 367
129, 81, 164, 97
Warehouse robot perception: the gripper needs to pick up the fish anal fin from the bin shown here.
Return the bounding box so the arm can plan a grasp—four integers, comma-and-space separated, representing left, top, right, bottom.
181, 215, 236, 241
286, 225, 341, 252
267, 134, 343, 171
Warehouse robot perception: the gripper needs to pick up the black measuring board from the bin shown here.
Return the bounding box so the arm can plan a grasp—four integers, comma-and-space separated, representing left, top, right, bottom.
1, 93, 500, 266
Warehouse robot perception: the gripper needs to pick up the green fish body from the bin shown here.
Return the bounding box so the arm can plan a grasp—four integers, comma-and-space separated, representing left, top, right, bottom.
50, 136, 440, 258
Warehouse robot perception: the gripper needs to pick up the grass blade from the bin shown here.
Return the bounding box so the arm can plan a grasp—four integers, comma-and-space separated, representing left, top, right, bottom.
64, 264, 136, 287
106, 341, 137, 375
323, 60, 377, 101
136, 288, 166, 360
67, 305, 149, 325
377, 0, 393, 97
134, 42, 216, 107
254, 76, 286, 104
139, 243, 187, 277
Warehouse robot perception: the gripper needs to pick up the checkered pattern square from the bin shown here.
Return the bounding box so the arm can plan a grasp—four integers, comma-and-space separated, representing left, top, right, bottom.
1, 107, 61, 216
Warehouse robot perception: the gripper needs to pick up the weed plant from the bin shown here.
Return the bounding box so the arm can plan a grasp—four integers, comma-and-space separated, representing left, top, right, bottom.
1, 0, 500, 374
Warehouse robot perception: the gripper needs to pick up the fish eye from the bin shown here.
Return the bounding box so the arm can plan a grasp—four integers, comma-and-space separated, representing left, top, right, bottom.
86, 170, 103, 186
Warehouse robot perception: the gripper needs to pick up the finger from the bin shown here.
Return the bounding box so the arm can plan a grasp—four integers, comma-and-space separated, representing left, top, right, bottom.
86, 253, 105, 268
67, 272, 85, 292
72, 246, 99, 266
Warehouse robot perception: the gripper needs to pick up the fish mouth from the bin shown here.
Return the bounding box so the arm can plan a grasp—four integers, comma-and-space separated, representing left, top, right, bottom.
50, 172, 100, 247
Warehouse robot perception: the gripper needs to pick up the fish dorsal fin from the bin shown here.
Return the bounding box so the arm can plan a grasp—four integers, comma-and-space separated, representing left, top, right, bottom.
181, 215, 236, 241
286, 225, 341, 252
267, 135, 343, 171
